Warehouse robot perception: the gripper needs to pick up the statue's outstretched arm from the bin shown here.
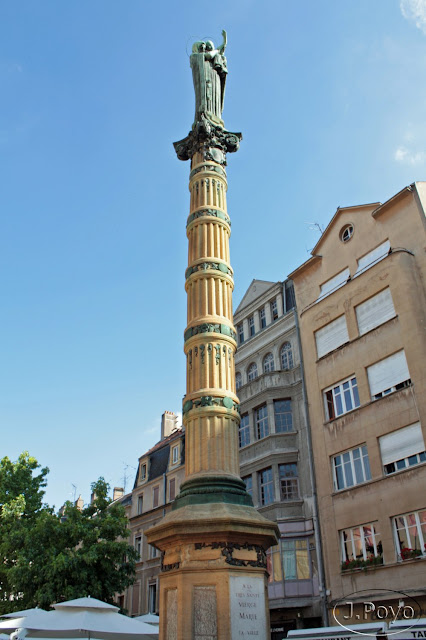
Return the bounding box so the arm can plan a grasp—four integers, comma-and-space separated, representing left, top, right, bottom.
218, 29, 227, 54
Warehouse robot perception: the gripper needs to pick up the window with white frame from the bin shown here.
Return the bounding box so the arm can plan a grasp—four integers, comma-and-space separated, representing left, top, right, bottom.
242, 475, 253, 499
140, 463, 147, 482
267, 539, 312, 582
171, 444, 179, 465
279, 463, 299, 500
263, 352, 275, 373
248, 315, 255, 337
152, 486, 159, 509
149, 543, 159, 559
274, 399, 293, 432
367, 350, 411, 399
137, 494, 144, 515
332, 445, 371, 491
247, 362, 258, 382
259, 307, 266, 329
340, 523, 382, 562
271, 298, 278, 320
355, 288, 396, 336
238, 323, 244, 345
135, 535, 142, 559
285, 280, 296, 312
318, 268, 350, 300
393, 509, 426, 560
324, 376, 360, 420
255, 405, 269, 439
379, 423, 426, 475
259, 467, 274, 505
354, 240, 390, 278
239, 413, 250, 448
235, 372, 242, 390
280, 342, 294, 370
315, 315, 349, 359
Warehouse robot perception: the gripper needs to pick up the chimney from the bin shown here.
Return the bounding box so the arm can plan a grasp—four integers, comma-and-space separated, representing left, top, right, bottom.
75, 494, 84, 511
161, 411, 178, 440
113, 487, 124, 501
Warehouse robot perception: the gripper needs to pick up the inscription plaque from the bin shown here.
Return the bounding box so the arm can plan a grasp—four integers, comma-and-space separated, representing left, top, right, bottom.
230, 576, 267, 638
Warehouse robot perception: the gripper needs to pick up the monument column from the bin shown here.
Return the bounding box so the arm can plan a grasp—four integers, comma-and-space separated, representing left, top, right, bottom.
146, 31, 278, 640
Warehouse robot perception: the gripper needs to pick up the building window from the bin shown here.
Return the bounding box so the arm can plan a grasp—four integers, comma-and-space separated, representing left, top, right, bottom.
324, 376, 360, 420
259, 468, 274, 505
248, 315, 255, 337
135, 535, 142, 559
285, 281, 296, 312
379, 423, 426, 475
247, 362, 258, 382
271, 298, 278, 320
340, 523, 382, 563
255, 405, 269, 439
315, 315, 349, 359
354, 240, 390, 278
318, 268, 350, 301
148, 582, 157, 614
393, 510, 426, 560
149, 543, 159, 559
137, 495, 144, 515
367, 350, 411, 400
340, 224, 354, 243
282, 539, 310, 579
332, 445, 371, 491
169, 478, 176, 501
260, 307, 266, 329
274, 399, 293, 432
237, 323, 244, 345
280, 342, 294, 370
152, 486, 159, 509
263, 353, 275, 373
242, 475, 253, 499
172, 445, 179, 465
235, 372, 242, 390
239, 413, 250, 448
355, 288, 396, 336
140, 463, 147, 482
279, 463, 299, 500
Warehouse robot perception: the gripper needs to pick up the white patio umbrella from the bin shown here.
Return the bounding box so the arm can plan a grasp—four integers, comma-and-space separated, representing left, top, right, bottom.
133, 615, 159, 627
1, 609, 46, 620
0, 598, 158, 640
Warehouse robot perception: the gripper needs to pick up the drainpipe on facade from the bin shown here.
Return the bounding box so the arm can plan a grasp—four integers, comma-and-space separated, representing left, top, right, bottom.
163, 472, 167, 517
293, 305, 329, 626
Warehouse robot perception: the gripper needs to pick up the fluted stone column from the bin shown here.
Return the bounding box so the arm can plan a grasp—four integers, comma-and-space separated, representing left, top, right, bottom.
146, 32, 278, 640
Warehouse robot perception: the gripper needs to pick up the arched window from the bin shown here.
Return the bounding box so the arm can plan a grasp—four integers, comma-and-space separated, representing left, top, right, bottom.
263, 353, 275, 373
247, 362, 258, 382
280, 342, 294, 370
235, 372, 242, 390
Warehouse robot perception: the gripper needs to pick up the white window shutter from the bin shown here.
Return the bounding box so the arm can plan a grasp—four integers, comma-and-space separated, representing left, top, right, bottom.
367, 350, 410, 397
318, 268, 350, 300
354, 240, 390, 277
356, 288, 396, 335
379, 423, 425, 465
315, 315, 349, 358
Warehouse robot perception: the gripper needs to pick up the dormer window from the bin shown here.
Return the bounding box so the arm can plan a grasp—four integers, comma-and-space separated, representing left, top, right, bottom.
140, 463, 147, 482
172, 445, 179, 465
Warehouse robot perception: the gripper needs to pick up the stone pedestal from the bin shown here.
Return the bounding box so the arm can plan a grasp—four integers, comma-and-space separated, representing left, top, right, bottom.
146, 503, 277, 639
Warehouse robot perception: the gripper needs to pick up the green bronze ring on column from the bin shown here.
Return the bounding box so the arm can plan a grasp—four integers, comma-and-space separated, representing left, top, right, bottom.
187, 208, 231, 227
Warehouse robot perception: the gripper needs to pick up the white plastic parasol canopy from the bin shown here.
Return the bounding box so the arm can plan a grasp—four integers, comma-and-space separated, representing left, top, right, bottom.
0, 598, 158, 640
133, 615, 159, 627
1, 609, 46, 620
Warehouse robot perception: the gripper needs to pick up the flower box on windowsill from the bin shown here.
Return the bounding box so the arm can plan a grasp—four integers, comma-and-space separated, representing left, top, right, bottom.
400, 548, 423, 561
341, 555, 383, 572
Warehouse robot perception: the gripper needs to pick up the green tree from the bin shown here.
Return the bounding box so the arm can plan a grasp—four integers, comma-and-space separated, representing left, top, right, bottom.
0, 454, 137, 613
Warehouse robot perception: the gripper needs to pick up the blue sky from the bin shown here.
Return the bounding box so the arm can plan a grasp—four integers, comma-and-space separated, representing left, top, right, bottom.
2, 0, 426, 509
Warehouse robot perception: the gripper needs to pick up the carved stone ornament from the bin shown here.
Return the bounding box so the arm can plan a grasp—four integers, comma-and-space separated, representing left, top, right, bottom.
182, 395, 239, 415
184, 322, 237, 342
194, 542, 267, 569
185, 261, 231, 279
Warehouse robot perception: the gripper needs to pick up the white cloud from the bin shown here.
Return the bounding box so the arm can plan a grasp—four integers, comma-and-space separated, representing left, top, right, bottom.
394, 145, 426, 165
400, 0, 426, 34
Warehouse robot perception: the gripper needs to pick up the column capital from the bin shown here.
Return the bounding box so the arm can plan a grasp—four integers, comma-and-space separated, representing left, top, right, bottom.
173, 115, 242, 163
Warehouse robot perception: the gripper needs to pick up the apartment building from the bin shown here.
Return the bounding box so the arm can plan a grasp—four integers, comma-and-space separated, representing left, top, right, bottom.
290, 183, 426, 622
234, 279, 326, 639
116, 411, 185, 616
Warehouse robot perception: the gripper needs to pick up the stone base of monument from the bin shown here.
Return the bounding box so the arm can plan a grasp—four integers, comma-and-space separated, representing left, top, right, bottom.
146, 502, 278, 640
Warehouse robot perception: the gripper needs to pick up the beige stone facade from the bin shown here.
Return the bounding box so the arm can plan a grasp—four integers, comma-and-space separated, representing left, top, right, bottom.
290, 183, 426, 623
